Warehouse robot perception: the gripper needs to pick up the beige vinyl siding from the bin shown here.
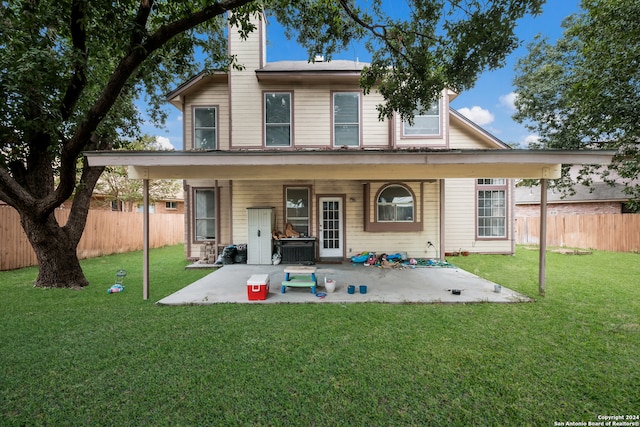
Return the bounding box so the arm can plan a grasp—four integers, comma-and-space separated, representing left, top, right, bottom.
361, 90, 390, 147
444, 178, 513, 254
228, 14, 263, 71
229, 16, 266, 148
290, 86, 389, 148
292, 88, 331, 147
448, 120, 498, 149
224, 180, 441, 260
184, 83, 230, 150
352, 181, 440, 258
230, 77, 264, 148
231, 181, 284, 244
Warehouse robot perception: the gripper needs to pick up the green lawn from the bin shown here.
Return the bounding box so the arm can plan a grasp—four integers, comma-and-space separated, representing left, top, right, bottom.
1, 245, 638, 426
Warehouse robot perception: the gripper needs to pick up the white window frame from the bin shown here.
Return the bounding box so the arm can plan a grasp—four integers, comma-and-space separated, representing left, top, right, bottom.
333, 91, 361, 147
285, 186, 310, 236
264, 92, 292, 147
476, 179, 507, 238
402, 101, 440, 137
193, 106, 217, 150
377, 184, 415, 223
194, 188, 216, 241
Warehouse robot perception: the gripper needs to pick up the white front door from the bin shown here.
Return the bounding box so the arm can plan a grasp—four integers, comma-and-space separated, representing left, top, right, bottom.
319, 197, 343, 258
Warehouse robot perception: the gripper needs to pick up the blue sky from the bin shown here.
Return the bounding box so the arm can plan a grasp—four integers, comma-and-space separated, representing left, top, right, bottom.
148, 1, 582, 150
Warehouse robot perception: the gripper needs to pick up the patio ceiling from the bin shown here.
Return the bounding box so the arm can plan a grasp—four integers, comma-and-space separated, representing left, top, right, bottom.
84, 149, 616, 180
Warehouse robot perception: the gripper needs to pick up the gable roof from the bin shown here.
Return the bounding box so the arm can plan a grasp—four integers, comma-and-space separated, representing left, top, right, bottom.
449, 108, 510, 149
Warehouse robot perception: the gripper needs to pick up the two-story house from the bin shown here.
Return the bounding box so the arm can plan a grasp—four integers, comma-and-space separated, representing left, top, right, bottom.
86, 14, 614, 269
165, 14, 516, 263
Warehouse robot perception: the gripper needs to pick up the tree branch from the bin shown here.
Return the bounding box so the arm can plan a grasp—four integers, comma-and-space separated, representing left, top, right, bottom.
130, 0, 154, 47
65, 0, 254, 157
50, 0, 254, 211
63, 159, 105, 246
60, 0, 89, 120
0, 165, 37, 211
336, 0, 415, 71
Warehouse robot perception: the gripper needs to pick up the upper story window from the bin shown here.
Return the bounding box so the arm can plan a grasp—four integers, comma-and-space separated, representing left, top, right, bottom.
333, 92, 360, 146
403, 101, 440, 136
477, 179, 507, 238
265, 92, 292, 147
165, 201, 177, 210
377, 185, 414, 222
194, 107, 217, 149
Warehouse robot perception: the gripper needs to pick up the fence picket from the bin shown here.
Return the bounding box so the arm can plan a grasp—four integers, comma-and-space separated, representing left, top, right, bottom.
515, 214, 640, 252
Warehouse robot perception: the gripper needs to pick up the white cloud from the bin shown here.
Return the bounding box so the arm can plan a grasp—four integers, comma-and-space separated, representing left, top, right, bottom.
458, 106, 495, 126
499, 92, 518, 111
524, 134, 540, 147
153, 136, 175, 150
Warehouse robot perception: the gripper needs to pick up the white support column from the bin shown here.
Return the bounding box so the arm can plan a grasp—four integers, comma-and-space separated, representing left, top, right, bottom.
143, 179, 150, 300
538, 178, 548, 296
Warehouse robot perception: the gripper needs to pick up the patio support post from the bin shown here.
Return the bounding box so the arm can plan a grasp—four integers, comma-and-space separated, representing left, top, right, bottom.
538, 178, 548, 296
143, 179, 150, 300
439, 179, 446, 261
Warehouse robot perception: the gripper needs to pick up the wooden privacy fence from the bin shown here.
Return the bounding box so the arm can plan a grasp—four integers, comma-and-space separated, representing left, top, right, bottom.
1, 207, 184, 271
515, 214, 640, 253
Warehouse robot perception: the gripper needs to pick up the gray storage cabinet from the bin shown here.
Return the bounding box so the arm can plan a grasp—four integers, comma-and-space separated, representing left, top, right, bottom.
247, 207, 275, 265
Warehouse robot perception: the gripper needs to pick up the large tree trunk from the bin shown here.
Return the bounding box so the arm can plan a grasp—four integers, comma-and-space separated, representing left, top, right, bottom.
17, 161, 104, 289
21, 210, 88, 289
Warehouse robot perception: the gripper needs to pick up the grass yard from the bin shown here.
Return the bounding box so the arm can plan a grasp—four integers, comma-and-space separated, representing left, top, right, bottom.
1, 245, 638, 426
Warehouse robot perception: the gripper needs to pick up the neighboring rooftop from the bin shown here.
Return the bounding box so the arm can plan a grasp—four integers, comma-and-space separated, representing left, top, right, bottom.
515, 182, 629, 204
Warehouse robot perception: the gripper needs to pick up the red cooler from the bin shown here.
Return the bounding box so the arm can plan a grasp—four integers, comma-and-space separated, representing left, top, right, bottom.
247, 274, 270, 300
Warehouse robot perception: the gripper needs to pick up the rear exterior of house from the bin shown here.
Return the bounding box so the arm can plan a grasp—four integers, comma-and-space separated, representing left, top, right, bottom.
168, 15, 514, 263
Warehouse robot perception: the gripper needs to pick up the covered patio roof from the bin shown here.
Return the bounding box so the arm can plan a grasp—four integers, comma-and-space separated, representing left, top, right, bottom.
84, 148, 615, 300
85, 149, 615, 181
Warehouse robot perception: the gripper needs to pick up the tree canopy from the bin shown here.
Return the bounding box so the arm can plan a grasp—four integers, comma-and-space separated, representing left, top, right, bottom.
0, 0, 544, 288
513, 0, 640, 207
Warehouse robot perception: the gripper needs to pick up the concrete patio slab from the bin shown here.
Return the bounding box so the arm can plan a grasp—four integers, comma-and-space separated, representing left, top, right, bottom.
157, 263, 533, 305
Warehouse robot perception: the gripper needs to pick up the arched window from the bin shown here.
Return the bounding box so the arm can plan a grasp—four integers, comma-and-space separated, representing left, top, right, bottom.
377, 185, 414, 222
